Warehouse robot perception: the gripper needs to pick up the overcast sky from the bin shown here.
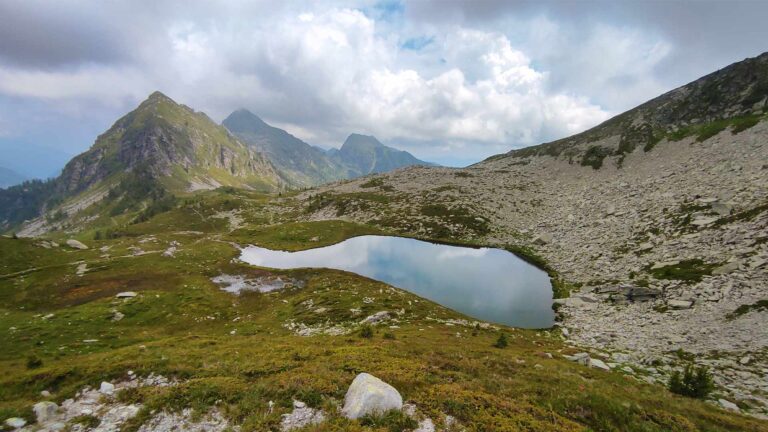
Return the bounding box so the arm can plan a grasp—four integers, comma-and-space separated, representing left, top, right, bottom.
0, 0, 766, 177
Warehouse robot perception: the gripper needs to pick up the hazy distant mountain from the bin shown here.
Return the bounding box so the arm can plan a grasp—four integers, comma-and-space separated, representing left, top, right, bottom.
224, 109, 433, 186
223, 109, 352, 187
0, 167, 27, 189
336, 133, 433, 175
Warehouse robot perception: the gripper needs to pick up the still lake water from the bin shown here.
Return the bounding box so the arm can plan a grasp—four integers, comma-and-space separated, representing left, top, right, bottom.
239, 235, 553, 328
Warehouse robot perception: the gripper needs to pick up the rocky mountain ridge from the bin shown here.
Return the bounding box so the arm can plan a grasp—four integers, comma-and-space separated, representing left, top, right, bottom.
492, 52, 768, 169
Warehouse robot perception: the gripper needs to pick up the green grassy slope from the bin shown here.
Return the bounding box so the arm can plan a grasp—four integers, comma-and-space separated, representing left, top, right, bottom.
0, 190, 764, 432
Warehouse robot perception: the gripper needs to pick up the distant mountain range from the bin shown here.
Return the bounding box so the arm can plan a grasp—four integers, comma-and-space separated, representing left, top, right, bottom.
0, 167, 27, 189
0, 92, 433, 233
223, 109, 432, 187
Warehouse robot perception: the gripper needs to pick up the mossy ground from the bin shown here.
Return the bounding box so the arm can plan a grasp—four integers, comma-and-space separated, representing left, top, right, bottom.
1, 190, 765, 431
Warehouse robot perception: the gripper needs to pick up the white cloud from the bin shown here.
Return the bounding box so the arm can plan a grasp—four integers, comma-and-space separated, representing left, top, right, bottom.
0, 2, 685, 164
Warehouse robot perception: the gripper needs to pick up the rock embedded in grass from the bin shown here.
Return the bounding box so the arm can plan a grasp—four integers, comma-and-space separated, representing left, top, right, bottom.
100, 381, 115, 395
342, 373, 403, 419
66, 239, 89, 250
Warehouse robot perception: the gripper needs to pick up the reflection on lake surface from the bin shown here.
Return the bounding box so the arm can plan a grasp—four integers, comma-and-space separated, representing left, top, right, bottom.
239, 235, 553, 328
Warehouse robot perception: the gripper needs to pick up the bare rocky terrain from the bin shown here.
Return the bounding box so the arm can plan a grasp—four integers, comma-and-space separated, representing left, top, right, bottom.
300, 116, 768, 417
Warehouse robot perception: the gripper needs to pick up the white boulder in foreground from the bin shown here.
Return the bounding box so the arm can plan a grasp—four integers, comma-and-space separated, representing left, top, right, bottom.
342, 373, 402, 419
66, 239, 89, 250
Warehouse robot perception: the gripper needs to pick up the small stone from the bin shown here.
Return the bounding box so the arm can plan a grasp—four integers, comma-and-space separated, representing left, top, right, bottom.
99, 381, 115, 395
712, 261, 740, 275
116, 291, 137, 298
589, 358, 611, 371
611, 353, 631, 362
4, 418, 27, 429
565, 352, 590, 366
739, 356, 751, 365
532, 232, 553, 246
711, 202, 732, 216
718, 399, 739, 412
360, 311, 391, 325
667, 299, 694, 309
690, 216, 718, 227
637, 242, 653, 252
40, 390, 51, 397
280, 400, 325, 431
342, 373, 403, 419
33, 401, 58, 423
414, 418, 436, 432
66, 239, 89, 250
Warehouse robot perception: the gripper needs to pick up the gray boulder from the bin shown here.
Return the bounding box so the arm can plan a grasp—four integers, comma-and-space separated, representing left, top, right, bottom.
100, 381, 115, 395
33, 401, 58, 423
627, 286, 661, 302
711, 202, 732, 216
532, 233, 552, 246
342, 373, 403, 419
66, 239, 89, 250
718, 399, 739, 412
712, 261, 740, 275
589, 358, 611, 370
667, 299, 694, 309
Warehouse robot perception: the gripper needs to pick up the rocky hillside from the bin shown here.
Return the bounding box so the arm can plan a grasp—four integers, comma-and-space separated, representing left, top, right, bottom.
0, 92, 283, 234
492, 52, 768, 169
300, 52, 768, 417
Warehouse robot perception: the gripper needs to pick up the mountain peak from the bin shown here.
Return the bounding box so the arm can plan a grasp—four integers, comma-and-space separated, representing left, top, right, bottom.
342, 133, 384, 150
223, 109, 269, 134
145, 90, 173, 103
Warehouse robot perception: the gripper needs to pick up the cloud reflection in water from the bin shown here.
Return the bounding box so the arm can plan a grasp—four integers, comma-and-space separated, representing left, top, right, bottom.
240, 235, 553, 328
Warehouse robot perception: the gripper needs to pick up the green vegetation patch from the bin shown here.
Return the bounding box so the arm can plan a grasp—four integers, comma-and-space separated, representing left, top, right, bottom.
714, 201, 768, 227
668, 113, 765, 143
668, 365, 714, 399
727, 299, 768, 320
419, 204, 489, 236
647, 259, 719, 283
580, 145, 612, 170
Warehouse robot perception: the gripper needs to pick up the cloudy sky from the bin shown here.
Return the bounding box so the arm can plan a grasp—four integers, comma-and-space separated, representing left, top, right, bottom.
0, 0, 766, 177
